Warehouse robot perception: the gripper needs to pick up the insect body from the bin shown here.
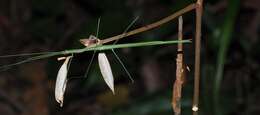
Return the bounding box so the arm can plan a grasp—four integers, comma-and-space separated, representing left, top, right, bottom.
78, 17, 137, 94
79, 35, 101, 47
80, 35, 115, 94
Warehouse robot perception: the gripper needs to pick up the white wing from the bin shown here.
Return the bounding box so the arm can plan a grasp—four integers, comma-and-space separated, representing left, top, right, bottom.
55, 56, 72, 107
98, 53, 115, 94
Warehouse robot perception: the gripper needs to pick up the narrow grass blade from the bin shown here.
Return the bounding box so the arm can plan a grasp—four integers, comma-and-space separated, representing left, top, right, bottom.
0, 53, 59, 71
95, 40, 191, 51
0, 40, 191, 71
0, 52, 55, 58
214, 0, 240, 114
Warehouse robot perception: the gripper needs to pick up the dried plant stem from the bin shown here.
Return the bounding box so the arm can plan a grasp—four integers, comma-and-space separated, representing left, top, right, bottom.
192, 0, 203, 115
100, 3, 196, 44
172, 16, 184, 115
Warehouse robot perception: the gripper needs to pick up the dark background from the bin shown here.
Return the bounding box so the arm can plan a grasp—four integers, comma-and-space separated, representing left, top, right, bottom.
0, 0, 259, 115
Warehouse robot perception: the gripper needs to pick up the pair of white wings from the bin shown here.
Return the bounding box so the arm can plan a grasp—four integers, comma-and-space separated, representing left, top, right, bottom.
55, 53, 115, 107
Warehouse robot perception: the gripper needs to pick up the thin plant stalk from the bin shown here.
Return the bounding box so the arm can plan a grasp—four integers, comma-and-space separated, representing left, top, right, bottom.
192, 0, 203, 115
100, 4, 197, 44
172, 16, 184, 115
0, 40, 191, 71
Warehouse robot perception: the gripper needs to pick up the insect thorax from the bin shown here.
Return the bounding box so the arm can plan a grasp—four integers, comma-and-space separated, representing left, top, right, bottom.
79, 35, 101, 47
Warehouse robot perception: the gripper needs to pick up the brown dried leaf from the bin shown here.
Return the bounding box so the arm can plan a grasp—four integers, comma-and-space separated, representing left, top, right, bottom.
172, 54, 185, 115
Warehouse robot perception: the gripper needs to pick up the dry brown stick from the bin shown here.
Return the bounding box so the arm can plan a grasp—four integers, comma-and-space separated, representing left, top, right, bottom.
100, 3, 197, 44
172, 16, 184, 115
192, 0, 203, 115
178, 16, 183, 52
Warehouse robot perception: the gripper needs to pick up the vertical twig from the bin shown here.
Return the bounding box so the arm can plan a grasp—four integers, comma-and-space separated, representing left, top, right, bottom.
172, 16, 184, 115
178, 16, 183, 52
193, 0, 203, 115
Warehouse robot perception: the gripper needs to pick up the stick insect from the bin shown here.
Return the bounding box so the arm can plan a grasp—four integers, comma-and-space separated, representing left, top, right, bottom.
0, 1, 201, 111
79, 17, 138, 94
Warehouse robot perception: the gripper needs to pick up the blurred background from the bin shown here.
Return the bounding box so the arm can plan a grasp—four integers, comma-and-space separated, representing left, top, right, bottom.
0, 0, 259, 115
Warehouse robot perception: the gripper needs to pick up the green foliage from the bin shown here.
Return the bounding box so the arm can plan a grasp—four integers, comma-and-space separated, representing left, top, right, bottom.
214, 0, 240, 114
202, 0, 241, 115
